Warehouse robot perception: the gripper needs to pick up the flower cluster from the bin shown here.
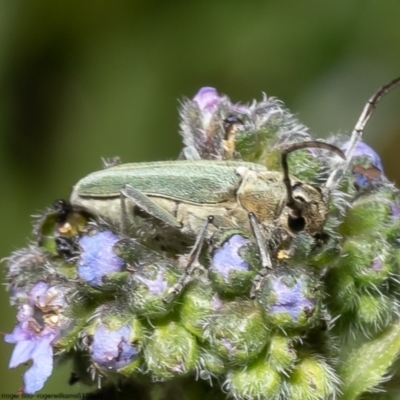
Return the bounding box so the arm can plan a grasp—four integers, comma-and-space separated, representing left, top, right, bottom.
4, 281, 71, 393
4, 86, 400, 400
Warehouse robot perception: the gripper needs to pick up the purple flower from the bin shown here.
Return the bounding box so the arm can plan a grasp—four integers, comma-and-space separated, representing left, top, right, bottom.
91, 325, 139, 370
268, 278, 314, 321
4, 281, 69, 394
135, 269, 168, 295
180, 87, 250, 160
193, 87, 225, 113
342, 141, 385, 186
192, 87, 249, 128
342, 141, 384, 171
211, 235, 251, 281
78, 230, 124, 287
192, 87, 227, 128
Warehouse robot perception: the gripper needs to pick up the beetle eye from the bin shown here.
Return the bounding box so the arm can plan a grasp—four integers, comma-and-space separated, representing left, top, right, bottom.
288, 215, 306, 232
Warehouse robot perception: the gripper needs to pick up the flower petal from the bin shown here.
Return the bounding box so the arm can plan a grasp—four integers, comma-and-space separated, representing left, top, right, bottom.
23, 337, 53, 394
78, 231, 124, 287
8, 340, 36, 368
193, 87, 222, 111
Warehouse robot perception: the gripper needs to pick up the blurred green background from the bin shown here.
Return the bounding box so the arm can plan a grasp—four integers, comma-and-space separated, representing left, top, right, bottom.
1, 0, 400, 395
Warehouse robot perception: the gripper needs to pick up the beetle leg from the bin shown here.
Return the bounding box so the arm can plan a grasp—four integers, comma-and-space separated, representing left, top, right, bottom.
120, 184, 182, 233
248, 212, 273, 298
163, 216, 214, 303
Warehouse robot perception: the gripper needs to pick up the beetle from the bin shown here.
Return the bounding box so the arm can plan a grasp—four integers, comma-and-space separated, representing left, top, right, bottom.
69, 77, 400, 299
70, 143, 341, 249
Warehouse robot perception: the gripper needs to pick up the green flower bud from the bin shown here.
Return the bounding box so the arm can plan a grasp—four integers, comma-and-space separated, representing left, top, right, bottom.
145, 321, 199, 380
339, 193, 392, 238
286, 354, 339, 400
115, 238, 180, 318
225, 358, 281, 400
339, 239, 391, 287
204, 300, 268, 364
355, 292, 393, 327
384, 218, 400, 245
325, 269, 357, 314
274, 146, 325, 184
267, 333, 297, 372
257, 267, 321, 330
180, 281, 221, 339
383, 201, 400, 245
198, 347, 227, 379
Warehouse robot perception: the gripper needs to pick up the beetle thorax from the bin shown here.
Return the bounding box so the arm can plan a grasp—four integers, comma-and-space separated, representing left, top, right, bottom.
236, 169, 287, 227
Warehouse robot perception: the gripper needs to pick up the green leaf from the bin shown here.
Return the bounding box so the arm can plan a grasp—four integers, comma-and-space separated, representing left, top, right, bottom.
339, 320, 400, 400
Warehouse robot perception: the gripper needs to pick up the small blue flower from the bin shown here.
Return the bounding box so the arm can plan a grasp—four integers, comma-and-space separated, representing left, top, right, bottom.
343, 140, 384, 172
342, 141, 385, 186
269, 278, 314, 321
4, 281, 69, 394
91, 325, 139, 370
78, 230, 124, 287
211, 234, 251, 281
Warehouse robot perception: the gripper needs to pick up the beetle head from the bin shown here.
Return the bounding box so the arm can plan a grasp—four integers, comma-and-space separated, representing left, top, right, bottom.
279, 140, 344, 236
279, 182, 328, 235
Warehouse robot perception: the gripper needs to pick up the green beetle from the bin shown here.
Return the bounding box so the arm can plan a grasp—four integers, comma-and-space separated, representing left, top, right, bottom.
70, 157, 331, 252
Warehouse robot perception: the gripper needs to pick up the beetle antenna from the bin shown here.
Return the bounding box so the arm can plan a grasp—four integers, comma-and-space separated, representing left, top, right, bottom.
325, 76, 400, 191
281, 141, 345, 214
